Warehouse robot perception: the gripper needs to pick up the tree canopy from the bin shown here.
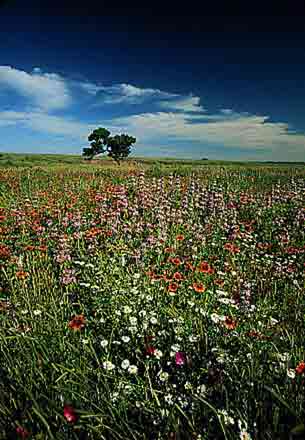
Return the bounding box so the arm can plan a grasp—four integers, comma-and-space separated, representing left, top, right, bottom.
82, 127, 136, 163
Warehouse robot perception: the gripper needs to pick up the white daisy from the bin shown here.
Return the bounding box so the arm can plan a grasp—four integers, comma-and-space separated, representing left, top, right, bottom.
121, 359, 130, 370
102, 361, 115, 371
121, 336, 130, 343
128, 365, 138, 374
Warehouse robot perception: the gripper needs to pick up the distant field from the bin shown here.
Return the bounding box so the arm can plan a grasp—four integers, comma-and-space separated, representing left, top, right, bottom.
0, 152, 304, 171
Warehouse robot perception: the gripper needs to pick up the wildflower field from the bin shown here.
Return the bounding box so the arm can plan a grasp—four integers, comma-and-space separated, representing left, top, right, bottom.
0, 159, 305, 439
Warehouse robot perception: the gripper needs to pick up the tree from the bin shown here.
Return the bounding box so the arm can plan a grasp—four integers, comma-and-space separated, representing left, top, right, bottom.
82, 127, 136, 164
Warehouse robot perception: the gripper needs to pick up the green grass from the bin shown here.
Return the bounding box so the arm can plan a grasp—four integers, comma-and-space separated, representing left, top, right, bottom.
1, 152, 304, 169
0, 159, 304, 439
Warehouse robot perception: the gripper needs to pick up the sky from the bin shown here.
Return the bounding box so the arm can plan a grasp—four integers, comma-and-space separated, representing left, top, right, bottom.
0, 0, 305, 160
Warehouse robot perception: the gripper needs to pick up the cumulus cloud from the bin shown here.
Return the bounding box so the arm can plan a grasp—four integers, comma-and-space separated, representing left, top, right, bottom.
1, 105, 304, 160
111, 111, 305, 158
0, 66, 71, 111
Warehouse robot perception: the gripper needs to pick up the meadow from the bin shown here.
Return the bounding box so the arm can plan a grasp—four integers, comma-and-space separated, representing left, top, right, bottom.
0, 155, 305, 439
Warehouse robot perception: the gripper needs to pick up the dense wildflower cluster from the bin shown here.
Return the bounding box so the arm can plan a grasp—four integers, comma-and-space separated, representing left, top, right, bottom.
0, 164, 304, 439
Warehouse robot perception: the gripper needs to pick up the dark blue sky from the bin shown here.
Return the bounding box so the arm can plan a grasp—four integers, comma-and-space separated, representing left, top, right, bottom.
0, 0, 304, 160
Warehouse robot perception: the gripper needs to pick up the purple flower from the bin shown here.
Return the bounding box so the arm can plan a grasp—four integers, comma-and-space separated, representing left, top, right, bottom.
175, 351, 186, 366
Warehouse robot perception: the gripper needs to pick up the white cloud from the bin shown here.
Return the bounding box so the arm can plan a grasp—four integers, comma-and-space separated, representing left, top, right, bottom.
91, 83, 179, 105
0, 66, 71, 111
0, 110, 96, 140
111, 111, 305, 159
1, 107, 304, 160
0, 66, 304, 160
76, 80, 104, 96
120, 83, 160, 98
90, 83, 205, 113
0, 110, 29, 127
159, 95, 205, 113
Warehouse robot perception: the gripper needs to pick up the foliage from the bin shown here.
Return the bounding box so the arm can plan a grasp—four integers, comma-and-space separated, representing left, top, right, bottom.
82, 127, 136, 163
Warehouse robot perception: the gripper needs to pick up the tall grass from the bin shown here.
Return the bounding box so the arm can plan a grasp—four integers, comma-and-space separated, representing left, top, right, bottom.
0, 160, 304, 439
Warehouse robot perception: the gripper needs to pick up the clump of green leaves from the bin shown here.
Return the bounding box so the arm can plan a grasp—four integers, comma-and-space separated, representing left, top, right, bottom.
82, 127, 136, 164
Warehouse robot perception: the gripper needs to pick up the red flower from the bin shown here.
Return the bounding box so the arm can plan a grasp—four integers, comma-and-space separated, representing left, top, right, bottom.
175, 234, 185, 241
86, 227, 103, 238
37, 245, 48, 252
232, 245, 240, 254
224, 242, 240, 254
16, 426, 30, 439
224, 243, 234, 252
16, 271, 29, 280
169, 257, 182, 266
68, 314, 86, 331
164, 247, 175, 253
64, 405, 78, 423
223, 316, 237, 330
197, 261, 210, 273
175, 351, 186, 366
173, 272, 184, 281
168, 282, 178, 292
24, 245, 35, 251
192, 282, 206, 293
295, 361, 305, 375
0, 244, 11, 259
145, 345, 156, 356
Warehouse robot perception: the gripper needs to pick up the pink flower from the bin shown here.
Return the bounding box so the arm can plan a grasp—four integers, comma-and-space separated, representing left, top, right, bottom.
16, 426, 30, 439
63, 405, 78, 423
175, 351, 186, 366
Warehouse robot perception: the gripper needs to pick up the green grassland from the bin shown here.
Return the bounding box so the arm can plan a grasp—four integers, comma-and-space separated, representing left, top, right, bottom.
0, 154, 305, 439
0, 152, 304, 168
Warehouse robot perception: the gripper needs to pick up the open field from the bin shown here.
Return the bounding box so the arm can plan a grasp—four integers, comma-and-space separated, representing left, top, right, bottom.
0, 157, 305, 439
0, 152, 305, 169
